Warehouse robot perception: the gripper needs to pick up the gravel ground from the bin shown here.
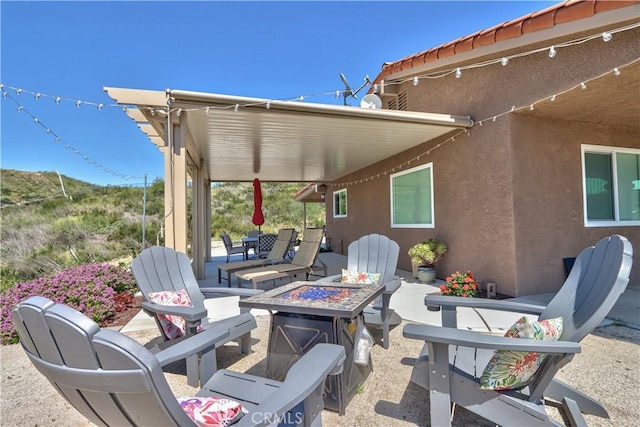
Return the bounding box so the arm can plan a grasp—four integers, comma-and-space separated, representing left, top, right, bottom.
1, 316, 638, 426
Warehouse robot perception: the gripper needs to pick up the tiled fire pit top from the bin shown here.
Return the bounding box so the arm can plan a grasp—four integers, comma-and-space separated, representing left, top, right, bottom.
239, 281, 385, 318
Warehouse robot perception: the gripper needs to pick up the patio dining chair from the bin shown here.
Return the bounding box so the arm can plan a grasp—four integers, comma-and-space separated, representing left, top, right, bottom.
220, 232, 247, 262
131, 246, 262, 387
402, 234, 633, 426
218, 228, 296, 286
256, 233, 278, 258
235, 227, 326, 289
13, 296, 347, 427
286, 230, 299, 260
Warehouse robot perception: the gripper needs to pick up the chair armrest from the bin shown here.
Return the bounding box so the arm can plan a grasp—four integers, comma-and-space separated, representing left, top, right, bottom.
403, 323, 581, 354
249, 344, 346, 424
155, 326, 230, 367
140, 301, 207, 321
199, 287, 264, 298
382, 276, 401, 295
315, 274, 341, 283
424, 294, 546, 315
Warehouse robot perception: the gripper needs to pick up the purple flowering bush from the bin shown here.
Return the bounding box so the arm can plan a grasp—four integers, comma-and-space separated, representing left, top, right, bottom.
1, 263, 137, 345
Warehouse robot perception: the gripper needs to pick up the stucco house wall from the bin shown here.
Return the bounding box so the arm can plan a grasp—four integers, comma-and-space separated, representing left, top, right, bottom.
325, 23, 639, 296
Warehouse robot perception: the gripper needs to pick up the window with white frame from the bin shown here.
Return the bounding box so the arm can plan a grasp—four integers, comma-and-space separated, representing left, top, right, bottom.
333, 188, 347, 218
390, 163, 434, 228
582, 145, 640, 227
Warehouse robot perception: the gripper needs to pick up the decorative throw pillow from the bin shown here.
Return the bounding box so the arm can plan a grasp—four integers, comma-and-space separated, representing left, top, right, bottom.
178, 397, 247, 427
341, 269, 381, 285
148, 289, 193, 340
479, 316, 563, 390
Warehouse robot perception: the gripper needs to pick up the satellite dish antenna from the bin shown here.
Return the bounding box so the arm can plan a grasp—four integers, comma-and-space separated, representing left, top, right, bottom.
339, 73, 372, 105
360, 94, 382, 109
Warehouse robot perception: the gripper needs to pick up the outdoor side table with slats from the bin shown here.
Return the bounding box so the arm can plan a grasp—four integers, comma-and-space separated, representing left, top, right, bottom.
239, 281, 384, 415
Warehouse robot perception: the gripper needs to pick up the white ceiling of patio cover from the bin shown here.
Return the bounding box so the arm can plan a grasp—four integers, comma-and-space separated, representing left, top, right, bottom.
105, 88, 473, 182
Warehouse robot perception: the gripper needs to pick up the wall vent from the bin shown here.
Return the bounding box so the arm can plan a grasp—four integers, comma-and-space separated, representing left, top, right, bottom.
386, 90, 408, 111
398, 91, 408, 111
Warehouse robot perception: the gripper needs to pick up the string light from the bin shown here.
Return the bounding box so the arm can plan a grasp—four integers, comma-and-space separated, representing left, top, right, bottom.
2, 23, 636, 118
413, 76, 419, 86
2, 22, 637, 187
330, 58, 634, 188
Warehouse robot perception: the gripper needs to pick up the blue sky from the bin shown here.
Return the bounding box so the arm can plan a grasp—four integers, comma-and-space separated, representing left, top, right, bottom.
1, 1, 555, 186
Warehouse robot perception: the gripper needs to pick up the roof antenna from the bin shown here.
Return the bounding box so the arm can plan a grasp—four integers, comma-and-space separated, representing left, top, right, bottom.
339, 73, 372, 106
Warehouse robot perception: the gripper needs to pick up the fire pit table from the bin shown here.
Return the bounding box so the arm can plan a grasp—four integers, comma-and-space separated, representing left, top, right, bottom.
238, 280, 385, 414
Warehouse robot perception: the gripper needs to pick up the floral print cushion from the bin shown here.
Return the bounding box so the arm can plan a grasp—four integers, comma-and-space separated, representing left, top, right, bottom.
148, 289, 193, 340
341, 269, 381, 285
178, 397, 247, 427
479, 316, 563, 390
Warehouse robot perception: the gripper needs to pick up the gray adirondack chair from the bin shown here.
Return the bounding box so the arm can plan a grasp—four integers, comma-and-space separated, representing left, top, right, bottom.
316, 234, 401, 349
403, 234, 633, 426
131, 246, 262, 387
13, 296, 346, 427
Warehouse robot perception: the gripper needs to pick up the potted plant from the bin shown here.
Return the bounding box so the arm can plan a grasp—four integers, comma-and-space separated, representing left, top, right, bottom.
408, 238, 447, 283
440, 270, 478, 297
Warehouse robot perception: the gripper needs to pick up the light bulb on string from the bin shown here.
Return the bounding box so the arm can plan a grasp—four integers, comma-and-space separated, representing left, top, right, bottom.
550, 94, 556, 101
234, 104, 239, 112
16, 88, 22, 95
548, 46, 557, 58
614, 68, 621, 76
335, 90, 340, 99
298, 96, 304, 102
413, 76, 419, 86
266, 101, 271, 109
97, 103, 103, 110
501, 57, 509, 66
580, 82, 587, 89
602, 32, 612, 42
205, 106, 210, 114
35, 93, 41, 100
455, 68, 462, 79
56, 97, 61, 104
76, 100, 82, 108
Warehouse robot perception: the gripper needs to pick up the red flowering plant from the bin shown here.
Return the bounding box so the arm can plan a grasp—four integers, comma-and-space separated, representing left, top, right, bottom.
440, 270, 478, 297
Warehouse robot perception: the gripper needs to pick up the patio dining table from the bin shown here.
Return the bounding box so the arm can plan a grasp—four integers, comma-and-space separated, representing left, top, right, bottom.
239, 280, 384, 414
241, 235, 260, 258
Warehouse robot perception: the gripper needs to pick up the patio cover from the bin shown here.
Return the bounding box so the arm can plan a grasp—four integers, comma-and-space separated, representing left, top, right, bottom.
104, 86, 473, 278
104, 88, 473, 183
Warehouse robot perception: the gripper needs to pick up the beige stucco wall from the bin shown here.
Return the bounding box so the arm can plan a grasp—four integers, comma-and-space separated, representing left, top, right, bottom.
326, 25, 639, 296
511, 115, 639, 293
